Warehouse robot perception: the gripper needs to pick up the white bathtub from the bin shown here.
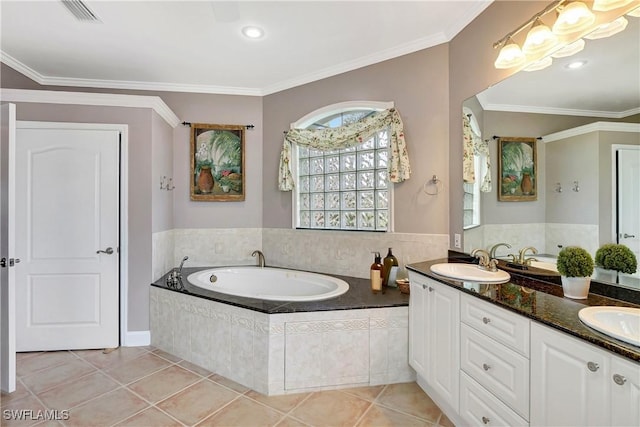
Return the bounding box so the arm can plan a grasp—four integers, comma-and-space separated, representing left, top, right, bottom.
186, 266, 350, 302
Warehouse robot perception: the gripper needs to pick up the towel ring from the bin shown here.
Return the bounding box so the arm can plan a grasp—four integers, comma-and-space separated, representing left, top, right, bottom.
423, 175, 443, 196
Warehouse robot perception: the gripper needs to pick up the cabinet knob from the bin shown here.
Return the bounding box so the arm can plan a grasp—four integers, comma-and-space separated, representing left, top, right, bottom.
587, 362, 599, 372
482, 416, 490, 424
482, 317, 491, 324
482, 363, 491, 371
613, 374, 627, 386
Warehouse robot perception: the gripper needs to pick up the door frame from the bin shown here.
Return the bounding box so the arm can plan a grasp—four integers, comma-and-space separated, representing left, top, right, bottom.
16, 121, 130, 346
611, 144, 640, 244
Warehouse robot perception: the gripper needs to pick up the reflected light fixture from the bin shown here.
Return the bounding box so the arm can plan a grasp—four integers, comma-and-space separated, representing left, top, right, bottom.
552, 1, 596, 35
628, 6, 640, 17
566, 60, 587, 69
241, 26, 264, 39
551, 38, 586, 57
494, 36, 526, 69
524, 56, 553, 72
523, 17, 558, 56
585, 16, 628, 39
593, 0, 635, 12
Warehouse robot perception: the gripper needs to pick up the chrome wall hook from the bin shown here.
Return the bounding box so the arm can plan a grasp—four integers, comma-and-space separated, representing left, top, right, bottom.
572, 181, 580, 192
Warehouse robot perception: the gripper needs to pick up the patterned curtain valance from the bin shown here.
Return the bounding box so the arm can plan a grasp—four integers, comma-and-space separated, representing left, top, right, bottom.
278, 108, 411, 191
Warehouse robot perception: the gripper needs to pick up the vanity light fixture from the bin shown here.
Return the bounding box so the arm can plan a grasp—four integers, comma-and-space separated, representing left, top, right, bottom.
493, 0, 638, 71
241, 26, 264, 39
584, 16, 628, 39
552, 2, 596, 36
523, 17, 558, 56
593, 0, 636, 12
494, 36, 526, 69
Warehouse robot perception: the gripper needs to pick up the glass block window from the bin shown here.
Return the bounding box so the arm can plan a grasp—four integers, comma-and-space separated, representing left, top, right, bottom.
295, 110, 391, 231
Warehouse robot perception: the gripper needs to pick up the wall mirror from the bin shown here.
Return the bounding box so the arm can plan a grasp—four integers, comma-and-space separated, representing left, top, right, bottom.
462, 16, 640, 290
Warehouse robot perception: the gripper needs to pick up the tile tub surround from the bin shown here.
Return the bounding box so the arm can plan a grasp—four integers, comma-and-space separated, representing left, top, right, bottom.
151, 269, 414, 395
3, 348, 453, 427
408, 258, 640, 363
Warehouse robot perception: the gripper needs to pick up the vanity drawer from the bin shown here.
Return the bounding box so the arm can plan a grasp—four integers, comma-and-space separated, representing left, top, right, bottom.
460, 371, 529, 427
461, 323, 530, 420
461, 293, 530, 356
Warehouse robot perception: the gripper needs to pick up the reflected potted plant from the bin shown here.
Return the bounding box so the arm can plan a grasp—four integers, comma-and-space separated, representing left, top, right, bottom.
594, 243, 638, 281
556, 246, 594, 299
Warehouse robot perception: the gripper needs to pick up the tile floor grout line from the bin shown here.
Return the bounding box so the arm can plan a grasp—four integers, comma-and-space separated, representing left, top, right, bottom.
372, 399, 437, 424
24, 361, 101, 397
352, 400, 375, 427
191, 392, 246, 427
148, 402, 190, 427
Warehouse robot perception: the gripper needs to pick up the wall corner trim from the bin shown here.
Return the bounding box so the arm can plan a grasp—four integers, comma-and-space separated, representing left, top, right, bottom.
0, 88, 180, 128
123, 330, 151, 347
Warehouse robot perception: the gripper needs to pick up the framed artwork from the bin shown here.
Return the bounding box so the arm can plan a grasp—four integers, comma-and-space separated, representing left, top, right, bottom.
497, 137, 537, 202
190, 123, 245, 201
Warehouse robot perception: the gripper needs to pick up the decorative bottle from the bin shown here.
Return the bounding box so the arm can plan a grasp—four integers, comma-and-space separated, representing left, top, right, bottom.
383, 248, 399, 288
520, 172, 533, 195
370, 252, 383, 294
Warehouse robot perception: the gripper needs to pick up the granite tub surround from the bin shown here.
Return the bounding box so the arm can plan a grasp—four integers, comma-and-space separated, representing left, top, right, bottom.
407, 258, 640, 362
150, 267, 414, 395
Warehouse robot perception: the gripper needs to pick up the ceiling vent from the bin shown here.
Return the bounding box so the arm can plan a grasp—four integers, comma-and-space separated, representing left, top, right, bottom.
60, 0, 101, 22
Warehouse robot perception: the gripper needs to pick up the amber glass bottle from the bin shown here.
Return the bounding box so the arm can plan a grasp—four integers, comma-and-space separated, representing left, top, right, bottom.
370, 252, 383, 294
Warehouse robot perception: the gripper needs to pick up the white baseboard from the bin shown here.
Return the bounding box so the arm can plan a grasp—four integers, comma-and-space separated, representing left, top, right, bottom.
123, 330, 150, 347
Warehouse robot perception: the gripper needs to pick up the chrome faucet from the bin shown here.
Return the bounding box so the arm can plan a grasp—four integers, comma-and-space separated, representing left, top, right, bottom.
167, 256, 188, 286
252, 250, 265, 268
178, 256, 189, 274
489, 242, 512, 259
518, 247, 538, 265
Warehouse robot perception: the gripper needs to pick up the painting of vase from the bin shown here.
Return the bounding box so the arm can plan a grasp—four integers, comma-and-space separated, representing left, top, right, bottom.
497, 137, 537, 202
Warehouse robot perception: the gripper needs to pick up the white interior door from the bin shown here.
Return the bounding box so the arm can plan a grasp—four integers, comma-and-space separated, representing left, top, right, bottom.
15, 123, 120, 351
1, 103, 17, 392
617, 147, 640, 279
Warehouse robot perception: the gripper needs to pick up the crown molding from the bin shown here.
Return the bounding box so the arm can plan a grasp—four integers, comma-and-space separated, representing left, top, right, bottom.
478, 101, 639, 119
0, 88, 181, 128
542, 122, 640, 143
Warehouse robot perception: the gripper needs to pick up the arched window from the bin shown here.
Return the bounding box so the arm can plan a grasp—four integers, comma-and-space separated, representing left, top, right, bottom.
291, 101, 395, 231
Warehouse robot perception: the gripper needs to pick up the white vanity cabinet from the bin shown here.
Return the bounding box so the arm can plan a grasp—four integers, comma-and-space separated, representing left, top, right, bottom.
531, 322, 640, 427
408, 272, 460, 413
459, 293, 530, 426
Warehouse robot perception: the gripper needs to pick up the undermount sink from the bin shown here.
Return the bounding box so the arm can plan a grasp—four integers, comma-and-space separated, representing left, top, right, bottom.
578, 306, 640, 347
430, 263, 511, 284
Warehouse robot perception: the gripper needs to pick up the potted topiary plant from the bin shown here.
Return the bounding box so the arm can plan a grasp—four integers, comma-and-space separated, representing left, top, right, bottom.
594, 244, 637, 281
556, 246, 594, 299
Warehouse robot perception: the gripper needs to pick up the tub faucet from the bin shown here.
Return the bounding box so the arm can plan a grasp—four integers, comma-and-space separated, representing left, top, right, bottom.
489, 242, 511, 259
178, 256, 189, 275
252, 250, 265, 268
518, 247, 538, 265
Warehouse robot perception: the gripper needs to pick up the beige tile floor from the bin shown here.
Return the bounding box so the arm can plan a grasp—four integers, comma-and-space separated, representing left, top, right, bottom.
1, 347, 455, 427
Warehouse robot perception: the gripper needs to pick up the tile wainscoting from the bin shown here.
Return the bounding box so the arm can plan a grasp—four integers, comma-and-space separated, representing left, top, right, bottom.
150, 287, 415, 395
464, 223, 599, 256
152, 228, 449, 281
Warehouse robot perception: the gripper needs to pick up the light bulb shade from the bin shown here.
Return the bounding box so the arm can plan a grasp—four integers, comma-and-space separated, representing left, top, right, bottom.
628, 6, 640, 17
494, 39, 526, 69
523, 18, 558, 56
552, 2, 596, 35
551, 38, 586, 58
593, 0, 635, 12
584, 16, 628, 39
524, 56, 553, 72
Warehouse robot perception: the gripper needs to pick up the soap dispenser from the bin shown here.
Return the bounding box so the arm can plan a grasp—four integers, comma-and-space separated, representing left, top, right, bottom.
370, 252, 383, 294
383, 248, 399, 288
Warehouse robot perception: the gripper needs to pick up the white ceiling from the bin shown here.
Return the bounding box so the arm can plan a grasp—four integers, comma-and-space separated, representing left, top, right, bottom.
477, 15, 640, 118
0, 0, 492, 96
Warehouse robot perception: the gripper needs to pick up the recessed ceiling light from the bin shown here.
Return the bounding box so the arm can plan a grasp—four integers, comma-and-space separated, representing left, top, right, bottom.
567, 60, 587, 69
242, 26, 264, 39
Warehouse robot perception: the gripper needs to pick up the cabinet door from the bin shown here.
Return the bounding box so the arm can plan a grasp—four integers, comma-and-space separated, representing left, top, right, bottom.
610, 355, 640, 427
408, 274, 428, 378
530, 322, 609, 427
427, 279, 460, 411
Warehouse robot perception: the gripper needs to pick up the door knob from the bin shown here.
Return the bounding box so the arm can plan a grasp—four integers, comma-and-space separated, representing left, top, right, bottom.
1, 258, 20, 267
96, 247, 114, 255
623, 233, 636, 238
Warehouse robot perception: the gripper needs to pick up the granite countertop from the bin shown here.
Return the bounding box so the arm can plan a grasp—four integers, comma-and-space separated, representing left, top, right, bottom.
151, 266, 409, 315
407, 258, 640, 363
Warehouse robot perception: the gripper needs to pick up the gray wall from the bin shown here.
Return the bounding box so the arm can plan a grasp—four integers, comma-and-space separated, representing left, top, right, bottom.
152, 111, 175, 233
262, 45, 450, 234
